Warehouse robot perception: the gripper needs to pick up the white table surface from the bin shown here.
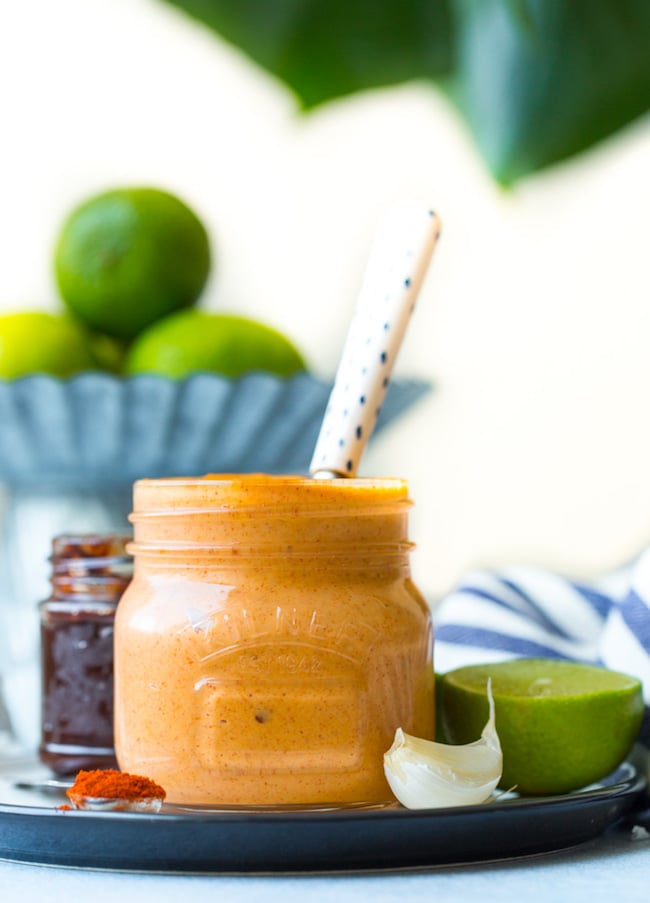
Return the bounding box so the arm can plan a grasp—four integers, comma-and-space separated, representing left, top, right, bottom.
1, 752, 649, 903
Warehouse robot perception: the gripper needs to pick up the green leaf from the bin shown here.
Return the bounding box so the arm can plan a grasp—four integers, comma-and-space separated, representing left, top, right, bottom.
448, 0, 650, 183
160, 0, 650, 182
161, 0, 454, 107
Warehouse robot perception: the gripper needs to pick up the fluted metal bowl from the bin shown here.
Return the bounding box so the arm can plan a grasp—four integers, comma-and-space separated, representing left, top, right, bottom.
0, 372, 431, 489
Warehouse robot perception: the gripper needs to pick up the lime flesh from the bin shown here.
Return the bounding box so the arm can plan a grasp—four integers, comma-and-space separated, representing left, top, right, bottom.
438, 658, 644, 795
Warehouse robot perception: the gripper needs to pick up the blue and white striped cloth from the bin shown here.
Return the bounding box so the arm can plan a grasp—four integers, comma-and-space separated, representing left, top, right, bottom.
434, 549, 650, 702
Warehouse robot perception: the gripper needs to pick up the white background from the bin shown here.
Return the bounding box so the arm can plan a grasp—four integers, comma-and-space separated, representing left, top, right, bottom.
1, 0, 650, 597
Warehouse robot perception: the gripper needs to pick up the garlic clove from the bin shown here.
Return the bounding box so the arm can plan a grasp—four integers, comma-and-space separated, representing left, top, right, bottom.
384, 679, 503, 809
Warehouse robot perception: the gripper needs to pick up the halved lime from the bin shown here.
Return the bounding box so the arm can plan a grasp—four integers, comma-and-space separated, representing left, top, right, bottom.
438, 658, 644, 795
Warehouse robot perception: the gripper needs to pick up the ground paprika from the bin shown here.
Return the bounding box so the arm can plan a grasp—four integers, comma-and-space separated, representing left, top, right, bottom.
66, 769, 166, 811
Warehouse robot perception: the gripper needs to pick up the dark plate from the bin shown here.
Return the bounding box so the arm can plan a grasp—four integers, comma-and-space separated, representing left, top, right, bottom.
0, 758, 646, 874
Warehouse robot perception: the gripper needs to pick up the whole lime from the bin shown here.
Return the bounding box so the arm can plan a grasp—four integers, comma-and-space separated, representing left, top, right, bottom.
88, 333, 127, 374
0, 311, 96, 378
124, 310, 307, 379
438, 659, 644, 795
54, 187, 211, 340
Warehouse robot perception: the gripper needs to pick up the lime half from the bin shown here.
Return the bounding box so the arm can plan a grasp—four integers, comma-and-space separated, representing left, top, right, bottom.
438, 658, 644, 795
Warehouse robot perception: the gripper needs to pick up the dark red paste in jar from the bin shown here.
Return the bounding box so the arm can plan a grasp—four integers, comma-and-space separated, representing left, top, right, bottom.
39, 534, 132, 775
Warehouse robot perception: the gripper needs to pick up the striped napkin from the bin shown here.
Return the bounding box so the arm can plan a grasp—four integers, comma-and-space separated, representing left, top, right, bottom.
434, 549, 650, 703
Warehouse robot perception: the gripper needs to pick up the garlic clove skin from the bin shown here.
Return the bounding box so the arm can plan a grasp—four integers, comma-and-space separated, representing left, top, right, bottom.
384, 679, 503, 809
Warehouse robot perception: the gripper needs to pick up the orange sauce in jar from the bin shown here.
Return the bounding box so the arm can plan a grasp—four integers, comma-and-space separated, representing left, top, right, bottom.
114, 475, 434, 805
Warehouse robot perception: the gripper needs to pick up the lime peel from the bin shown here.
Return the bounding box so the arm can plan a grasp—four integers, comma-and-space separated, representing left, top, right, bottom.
55, 187, 211, 340
439, 659, 645, 795
384, 680, 502, 809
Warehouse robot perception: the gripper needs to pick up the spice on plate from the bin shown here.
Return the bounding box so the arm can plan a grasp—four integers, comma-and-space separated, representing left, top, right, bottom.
66, 769, 166, 812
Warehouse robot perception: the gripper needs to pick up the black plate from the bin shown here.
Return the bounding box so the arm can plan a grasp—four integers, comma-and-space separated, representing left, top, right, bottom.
0, 759, 646, 874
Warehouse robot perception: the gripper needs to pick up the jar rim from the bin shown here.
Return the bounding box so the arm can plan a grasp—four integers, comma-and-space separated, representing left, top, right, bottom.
132, 474, 412, 516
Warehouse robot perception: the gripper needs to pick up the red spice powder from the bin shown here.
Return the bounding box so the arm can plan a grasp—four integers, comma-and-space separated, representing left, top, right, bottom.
67, 769, 166, 803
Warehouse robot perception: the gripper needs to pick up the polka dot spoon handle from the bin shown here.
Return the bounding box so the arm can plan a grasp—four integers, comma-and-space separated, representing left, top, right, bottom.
310, 203, 441, 478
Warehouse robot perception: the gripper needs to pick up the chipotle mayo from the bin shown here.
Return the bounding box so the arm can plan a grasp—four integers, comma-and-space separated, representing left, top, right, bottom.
114, 475, 434, 805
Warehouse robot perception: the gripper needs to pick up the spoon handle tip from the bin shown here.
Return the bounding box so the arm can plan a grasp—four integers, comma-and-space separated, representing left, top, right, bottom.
310, 203, 441, 478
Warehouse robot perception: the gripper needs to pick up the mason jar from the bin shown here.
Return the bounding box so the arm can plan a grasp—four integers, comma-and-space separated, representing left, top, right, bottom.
39, 533, 132, 775
114, 475, 433, 805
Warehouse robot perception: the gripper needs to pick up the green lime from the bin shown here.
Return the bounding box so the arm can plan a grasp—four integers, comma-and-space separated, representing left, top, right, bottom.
87, 333, 127, 374
54, 187, 211, 340
124, 310, 307, 379
434, 672, 449, 742
438, 658, 644, 795
0, 311, 96, 378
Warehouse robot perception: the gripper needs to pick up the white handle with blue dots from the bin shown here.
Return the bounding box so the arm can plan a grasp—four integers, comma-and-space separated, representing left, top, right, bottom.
310, 203, 441, 478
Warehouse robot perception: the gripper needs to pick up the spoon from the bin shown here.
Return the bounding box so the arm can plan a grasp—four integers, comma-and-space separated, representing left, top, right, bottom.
65, 792, 164, 813
310, 202, 441, 479
12, 776, 164, 811
13, 777, 73, 794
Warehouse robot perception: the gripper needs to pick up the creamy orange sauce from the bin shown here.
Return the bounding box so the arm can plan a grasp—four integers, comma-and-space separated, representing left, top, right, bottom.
114, 475, 434, 805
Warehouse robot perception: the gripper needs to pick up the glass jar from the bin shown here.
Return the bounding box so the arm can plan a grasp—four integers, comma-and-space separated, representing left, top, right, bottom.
114, 475, 434, 806
39, 534, 132, 775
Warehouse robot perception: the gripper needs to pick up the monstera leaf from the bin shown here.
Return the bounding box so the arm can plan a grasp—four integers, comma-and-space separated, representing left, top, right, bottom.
162, 0, 453, 104
162, 0, 650, 183
449, 0, 650, 182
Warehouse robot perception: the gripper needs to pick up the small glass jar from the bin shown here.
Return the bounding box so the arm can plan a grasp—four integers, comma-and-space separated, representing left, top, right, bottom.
114, 475, 434, 806
39, 534, 132, 775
